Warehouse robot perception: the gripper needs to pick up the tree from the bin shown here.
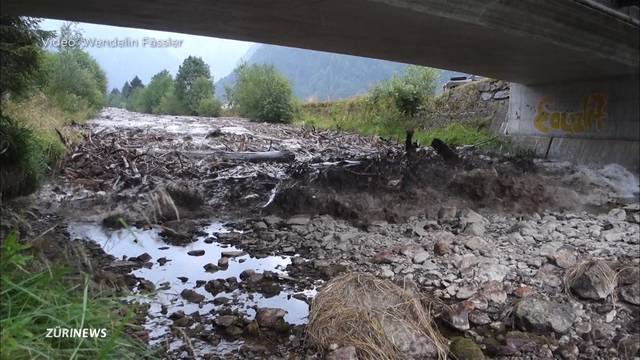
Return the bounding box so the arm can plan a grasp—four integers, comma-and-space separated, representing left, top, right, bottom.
368, 66, 438, 153
190, 76, 220, 116
175, 56, 212, 112
121, 81, 132, 99
0, 17, 53, 98
225, 63, 296, 123
130, 76, 144, 90
107, 88, 123, 108
143, 70, 173, 114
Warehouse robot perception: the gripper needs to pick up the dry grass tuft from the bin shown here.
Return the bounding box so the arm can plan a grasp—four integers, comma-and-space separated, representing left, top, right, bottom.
143, 188, 180, 224
564, 259, 617, 302
306, 273, 447, 360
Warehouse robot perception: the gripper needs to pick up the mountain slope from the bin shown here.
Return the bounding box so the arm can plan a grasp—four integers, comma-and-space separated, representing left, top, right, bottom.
216, 44, 467, 102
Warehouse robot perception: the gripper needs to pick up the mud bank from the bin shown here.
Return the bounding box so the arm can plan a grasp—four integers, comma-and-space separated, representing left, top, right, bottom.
8, 108, 639, 359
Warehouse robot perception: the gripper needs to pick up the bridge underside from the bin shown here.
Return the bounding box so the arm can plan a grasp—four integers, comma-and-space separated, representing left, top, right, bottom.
3, 0, 639, 84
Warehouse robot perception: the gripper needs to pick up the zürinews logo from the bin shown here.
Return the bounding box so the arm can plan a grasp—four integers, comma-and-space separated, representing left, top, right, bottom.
45, 327, 108, 338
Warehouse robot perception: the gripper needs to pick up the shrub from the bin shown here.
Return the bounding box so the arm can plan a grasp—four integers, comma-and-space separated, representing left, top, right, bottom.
225, 63, 296, 123
0, 115, 44, 198
42, 49, 106, 115
195, 97, 221, 117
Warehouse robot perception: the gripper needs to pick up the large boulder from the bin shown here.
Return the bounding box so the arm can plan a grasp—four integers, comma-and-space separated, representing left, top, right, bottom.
514, 297, 577, 334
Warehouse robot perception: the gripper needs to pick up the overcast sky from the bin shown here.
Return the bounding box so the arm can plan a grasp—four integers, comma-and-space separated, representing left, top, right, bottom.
41, 19, 256, 90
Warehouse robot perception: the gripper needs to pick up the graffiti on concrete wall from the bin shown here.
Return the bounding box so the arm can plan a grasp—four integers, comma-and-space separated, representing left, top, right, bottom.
533, 93, 608, 134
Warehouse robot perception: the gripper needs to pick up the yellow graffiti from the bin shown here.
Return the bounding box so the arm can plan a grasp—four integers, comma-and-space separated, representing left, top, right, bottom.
533, 93, 608, 134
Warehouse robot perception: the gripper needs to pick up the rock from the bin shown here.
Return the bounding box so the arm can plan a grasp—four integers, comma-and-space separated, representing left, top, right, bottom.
464, 236, 488, 251
326, 345, 358, 360
214, 315, 238, 327
173, 316, 192, 327
464, 222, 485, 236
569, 261, 616, 300
221, 250, 245, 257
180, 289, 205, 303
434, 240, 451, 256
169, 310, 185, 320
476, 263, 509, 283
134, 252, 152, 262
514, 297, 576, 334
255, 307, 286, 328
443, 301, 474, 331
620, 282, 640, 305
218, 257, 230, 268
481, 281, 507, 304
618, 334, 640, 360
558, 344, 579, 360
493, 90, 509, 100
449, 337, 486, 360
437, 206, 457, 222
194, 280, 205, 288
286, 215, 310, 226
161, 219, 198, 244
514, 286, 535, 298
468, 311, 491, 326
373, 250, 399, 264
157, 257, 170, 266
608, 208, 627, 222
187, 249, 205, 256
456, 286, 477, 300
177, 276, 188, 283
552, 246, 578, 269
539, 242, 562, 258
380, 267, 394, 278
413, 251, 429, 264
480, 92, 493, 101
213, 296, 231, 305
458, 208, 486, 225
262, 215, 282, 227
204, 263, 219, 272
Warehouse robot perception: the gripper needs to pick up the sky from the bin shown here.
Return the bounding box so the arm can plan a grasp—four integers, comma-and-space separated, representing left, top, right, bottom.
41, 19, 255, 91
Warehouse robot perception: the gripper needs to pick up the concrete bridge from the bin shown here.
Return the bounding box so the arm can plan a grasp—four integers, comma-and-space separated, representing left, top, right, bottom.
4, 0, 639, 169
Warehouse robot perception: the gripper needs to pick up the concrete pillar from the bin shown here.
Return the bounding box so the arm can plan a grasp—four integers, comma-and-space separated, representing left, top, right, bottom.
505, 76, 639, 172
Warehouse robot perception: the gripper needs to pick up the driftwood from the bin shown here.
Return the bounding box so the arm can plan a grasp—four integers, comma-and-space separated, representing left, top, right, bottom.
216, 150, 295, 163
431, 138, 460, 164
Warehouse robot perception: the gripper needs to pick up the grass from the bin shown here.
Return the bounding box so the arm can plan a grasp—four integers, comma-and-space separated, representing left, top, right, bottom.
1, 92, 88, 199
296, 99, 501, 149
0, 232, 150, 359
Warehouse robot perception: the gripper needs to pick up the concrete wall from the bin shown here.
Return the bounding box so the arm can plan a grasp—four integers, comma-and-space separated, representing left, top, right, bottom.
505, 76, 640, 171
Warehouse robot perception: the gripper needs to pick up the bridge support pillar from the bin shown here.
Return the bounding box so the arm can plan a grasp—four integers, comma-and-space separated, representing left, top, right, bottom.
504, 76, 639, 172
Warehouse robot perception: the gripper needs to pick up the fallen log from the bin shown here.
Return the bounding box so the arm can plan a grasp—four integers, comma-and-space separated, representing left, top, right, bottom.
217, 150, 295, 163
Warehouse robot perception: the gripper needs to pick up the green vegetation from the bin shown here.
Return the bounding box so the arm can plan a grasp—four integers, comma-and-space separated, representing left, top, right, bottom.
116, 56, 221, 117
1, 19, 106, 199
0, 232, 148, 359
225, 63, 297, 123
297, 65, 497, 150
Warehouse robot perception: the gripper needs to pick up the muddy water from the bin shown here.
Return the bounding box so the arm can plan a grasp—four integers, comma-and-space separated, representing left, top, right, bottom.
68, 221, 312, 352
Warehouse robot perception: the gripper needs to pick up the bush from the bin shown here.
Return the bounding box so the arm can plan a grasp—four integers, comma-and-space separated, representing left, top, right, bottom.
195, 97, 221, 117
225, 63, 296, 123
42, 49, 107, 115
0, 115, 44, 198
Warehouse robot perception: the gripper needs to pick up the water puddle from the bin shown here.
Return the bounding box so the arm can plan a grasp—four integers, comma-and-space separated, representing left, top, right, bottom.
68, 221, 313, 352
